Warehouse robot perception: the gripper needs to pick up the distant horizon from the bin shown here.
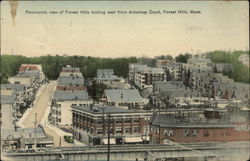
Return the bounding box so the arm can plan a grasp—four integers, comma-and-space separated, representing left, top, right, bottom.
1, 1, 249, 58
1, 49, 249, 59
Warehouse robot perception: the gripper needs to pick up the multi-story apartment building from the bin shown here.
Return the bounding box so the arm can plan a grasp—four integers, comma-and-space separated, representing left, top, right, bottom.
96, 69, 126, 89
187, 56, 212, 67
128, 63, 147, 84
50, 65, 91, 128
1, 84, 26, 114
238, 54, 249, 67
18, 64, 46, 84
133, 66, 166, 89
156, 60, 182, 81
56, 75, 86, 91
0, 89, 17, 129
72, 104, 153, 145
50, 90, 92, 127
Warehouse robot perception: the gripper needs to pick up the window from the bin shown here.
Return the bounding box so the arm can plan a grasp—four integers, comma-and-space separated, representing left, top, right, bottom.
116, 128, 122, 134
144, 117, 150, 122
192, 130, 199, 137
106, 128, 114, 134
204, 129, 209, 137
164, 129, 174, 136
143, 126, 150, 134
97, 129, 103, 135
97, 119, 103, 124
154, 127, 159, 134
226, 129, 231, 136
133, 127, 140, 133
124, 118, 131, 123
184, 129, 190, 137
125, 128, 131, 133
116, 118, 123, 124
133, 118, 139, 123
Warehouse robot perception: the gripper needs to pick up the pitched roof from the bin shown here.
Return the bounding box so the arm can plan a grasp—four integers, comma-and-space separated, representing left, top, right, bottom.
17, 70, 40, 78
54, 90, 89, 101
105, 89, 143, 103
97, 69, 114, 75
58, 76, 84, 85
138, 67, 165, 74
96, 75, 121, 81
0, 95, 16, 104
62, 67, 80, 72
59, 72, 83, 77
1, 84, 26, 92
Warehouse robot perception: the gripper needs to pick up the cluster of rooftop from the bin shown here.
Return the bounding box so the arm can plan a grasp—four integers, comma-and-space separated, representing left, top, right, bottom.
49, 65, 91, 128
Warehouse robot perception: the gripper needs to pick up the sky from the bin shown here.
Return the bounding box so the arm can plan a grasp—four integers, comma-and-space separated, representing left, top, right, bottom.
1, 1, 249, 58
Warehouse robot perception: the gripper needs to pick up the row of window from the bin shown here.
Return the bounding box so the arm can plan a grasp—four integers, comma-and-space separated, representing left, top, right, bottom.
73, 113, 149, 124
162, 129, 232, 137
96, 127, 140, 135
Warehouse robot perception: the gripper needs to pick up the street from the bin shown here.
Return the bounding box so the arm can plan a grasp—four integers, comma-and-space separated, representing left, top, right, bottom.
21, 81, 57, 127
19, 81, 81, 147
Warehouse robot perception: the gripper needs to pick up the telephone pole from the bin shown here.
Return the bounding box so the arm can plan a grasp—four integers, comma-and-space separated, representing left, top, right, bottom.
0, 104, 2, 161
34, 113, 37, 149
107, 113, 111, 161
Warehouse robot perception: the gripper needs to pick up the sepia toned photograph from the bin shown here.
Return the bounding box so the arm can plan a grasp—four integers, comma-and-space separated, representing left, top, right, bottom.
0, 1, 249, 161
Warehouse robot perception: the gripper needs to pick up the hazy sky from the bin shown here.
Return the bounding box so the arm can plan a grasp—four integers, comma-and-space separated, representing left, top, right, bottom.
1, 1, 249, 58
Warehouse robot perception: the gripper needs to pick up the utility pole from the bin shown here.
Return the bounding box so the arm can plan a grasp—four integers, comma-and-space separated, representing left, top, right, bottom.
0, 104, 2, 161
101, 107, 105, 136
34, 113, 37, 149
107, 113, 111, 161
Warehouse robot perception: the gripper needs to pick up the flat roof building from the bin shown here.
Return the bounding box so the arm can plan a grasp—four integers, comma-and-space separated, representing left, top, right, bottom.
72, 104, 153, 145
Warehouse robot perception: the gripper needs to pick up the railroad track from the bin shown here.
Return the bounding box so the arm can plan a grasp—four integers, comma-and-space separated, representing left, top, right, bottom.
6, 143, 214, 156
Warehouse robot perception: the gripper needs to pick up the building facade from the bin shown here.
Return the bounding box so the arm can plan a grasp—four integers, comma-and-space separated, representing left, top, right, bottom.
72, 105, 153, 145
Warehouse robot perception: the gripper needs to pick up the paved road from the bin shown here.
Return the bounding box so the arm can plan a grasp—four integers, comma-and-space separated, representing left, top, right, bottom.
22, 81, 57, 127
42, 125, 73, 147
20, 81, 82, 147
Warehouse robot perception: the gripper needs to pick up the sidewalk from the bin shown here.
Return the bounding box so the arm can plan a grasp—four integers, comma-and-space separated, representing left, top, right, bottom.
16, 84, 46, 128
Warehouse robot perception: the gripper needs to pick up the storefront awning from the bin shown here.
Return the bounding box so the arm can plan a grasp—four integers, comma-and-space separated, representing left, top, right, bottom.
124, 137, 143, 143
103, 138, 116, 144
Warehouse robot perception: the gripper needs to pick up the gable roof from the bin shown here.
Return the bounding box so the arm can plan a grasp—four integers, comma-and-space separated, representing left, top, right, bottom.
97, 69, 114, 75
0, 95, 16, 104
58, 76, 84, 86
1, 84, 26, 92
17, 70, 40, 78
105, 89, 143, 103
54, 90, 89, 101
59, 72, 83, 77
62, 67, 80, 72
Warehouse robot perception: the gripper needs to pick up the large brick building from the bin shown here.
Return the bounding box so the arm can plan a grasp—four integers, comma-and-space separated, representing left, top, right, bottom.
150, 109, 250, 144
72, 104, 153, 145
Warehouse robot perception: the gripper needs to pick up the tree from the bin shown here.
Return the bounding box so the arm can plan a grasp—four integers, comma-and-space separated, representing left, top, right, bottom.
175, 53, 192, 63
155, 55, 174, 60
